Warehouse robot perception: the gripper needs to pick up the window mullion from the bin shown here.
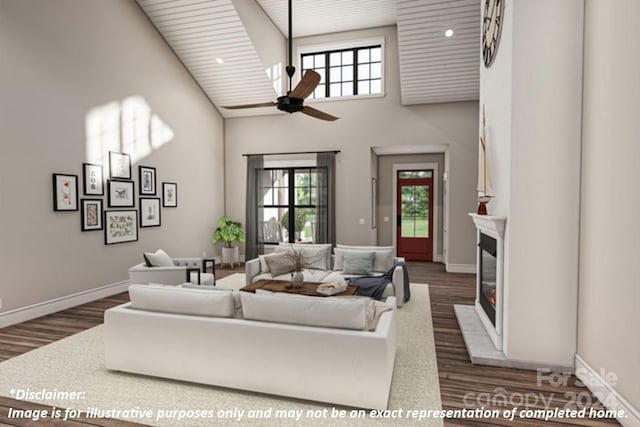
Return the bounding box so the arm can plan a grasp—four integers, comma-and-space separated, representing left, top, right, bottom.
324, 52, 330, 98
288, 168, 295, 243
353, 48, 359, 95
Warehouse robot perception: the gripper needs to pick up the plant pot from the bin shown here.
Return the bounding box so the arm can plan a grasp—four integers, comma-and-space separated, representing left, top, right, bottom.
221, 246, 240, 268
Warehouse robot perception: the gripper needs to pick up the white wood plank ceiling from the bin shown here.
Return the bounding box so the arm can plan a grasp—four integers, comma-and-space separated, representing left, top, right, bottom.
136, 0, 279, 118
137, 0, 480, 116
397, 0, 480, 104
255, 0, 397, 38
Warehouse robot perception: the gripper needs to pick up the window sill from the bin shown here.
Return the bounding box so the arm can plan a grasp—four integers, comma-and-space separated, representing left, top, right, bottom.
305, 92, 386, 104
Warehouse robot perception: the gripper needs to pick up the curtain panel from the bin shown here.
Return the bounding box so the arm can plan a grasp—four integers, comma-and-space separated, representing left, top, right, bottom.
315, 152, 336, 245
245, 154, 264, 261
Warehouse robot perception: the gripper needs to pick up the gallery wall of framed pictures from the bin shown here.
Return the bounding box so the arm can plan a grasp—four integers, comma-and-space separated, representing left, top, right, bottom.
52, 151, 178, 245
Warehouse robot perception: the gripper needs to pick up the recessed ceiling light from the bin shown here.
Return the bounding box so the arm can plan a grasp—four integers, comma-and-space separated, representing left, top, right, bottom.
445, 29, 454, 38
215, 57, 224, 64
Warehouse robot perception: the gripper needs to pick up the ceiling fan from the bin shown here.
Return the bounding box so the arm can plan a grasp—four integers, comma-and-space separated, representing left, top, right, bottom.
222, 0, 338, 121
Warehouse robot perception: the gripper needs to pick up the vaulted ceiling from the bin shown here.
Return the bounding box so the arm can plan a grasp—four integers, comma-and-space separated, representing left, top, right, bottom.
136, 0, 480, 117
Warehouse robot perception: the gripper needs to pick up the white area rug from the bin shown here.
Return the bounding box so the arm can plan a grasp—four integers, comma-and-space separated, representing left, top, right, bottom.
216, 272, 249, 290
0, 282, 442, 427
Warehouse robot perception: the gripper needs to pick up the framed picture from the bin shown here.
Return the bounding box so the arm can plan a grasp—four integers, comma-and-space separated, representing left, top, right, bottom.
109, 151, 131, 179
139, 166, 156, 195
104, 210, 138, 245
81, 199, 103, 231
108, 179, 134, 207
52, 173, 78, 211
162, 182, 178, 207
140, 197, 161, 227
82, 163, 103, 195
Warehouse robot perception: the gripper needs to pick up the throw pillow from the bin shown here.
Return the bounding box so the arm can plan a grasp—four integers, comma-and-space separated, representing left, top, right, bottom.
334, 247, 393, 272
265, 252, 295, 276
371, 249, 394, 272
258, 252, 279, 273
342, 250, 375, 275
143, 249, 174, 267
277, 243, 332, 270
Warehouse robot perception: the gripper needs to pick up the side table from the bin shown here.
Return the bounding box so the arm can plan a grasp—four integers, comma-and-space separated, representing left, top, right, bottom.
202, 258, 216, 285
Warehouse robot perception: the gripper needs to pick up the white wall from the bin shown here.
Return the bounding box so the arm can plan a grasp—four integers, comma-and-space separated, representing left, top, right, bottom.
0, 0, 224, 314
578, 0, 640, 416
224, 26, 479, 266
481, 0, 584, 367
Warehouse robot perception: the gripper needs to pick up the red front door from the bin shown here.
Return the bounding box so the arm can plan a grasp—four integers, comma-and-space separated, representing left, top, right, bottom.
397, 170, 434, 261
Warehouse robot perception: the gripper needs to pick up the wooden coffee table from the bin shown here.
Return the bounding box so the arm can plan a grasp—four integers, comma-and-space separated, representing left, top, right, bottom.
241, 279, 358, 297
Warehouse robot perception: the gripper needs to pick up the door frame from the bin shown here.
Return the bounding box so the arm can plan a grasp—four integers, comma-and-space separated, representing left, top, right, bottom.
392, 162, 439, 261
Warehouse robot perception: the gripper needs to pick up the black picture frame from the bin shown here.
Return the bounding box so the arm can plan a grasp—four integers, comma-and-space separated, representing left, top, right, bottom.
82, 163, 104, 196
104, 210, 138, 245
81, 199, 103, 231
138, 165, 157, 195
139, 197, 161, 227
162, 182, 178, 207
109, 151, 131, 179
107, 179, 135, 208
52, 173, 79, 211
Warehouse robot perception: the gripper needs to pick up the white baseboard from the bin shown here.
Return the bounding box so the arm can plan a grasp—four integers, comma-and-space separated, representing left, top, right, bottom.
575, 354, 640, 427
446, 263, 476, 274
0, 280, 130, 329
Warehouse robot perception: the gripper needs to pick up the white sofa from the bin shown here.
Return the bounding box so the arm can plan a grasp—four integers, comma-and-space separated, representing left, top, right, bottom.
128, 257, 214, 286
246, 244, 406, 306
104, 285, 397, 410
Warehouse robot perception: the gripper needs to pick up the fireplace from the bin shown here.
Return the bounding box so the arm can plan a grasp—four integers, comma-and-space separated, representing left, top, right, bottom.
478, 233, 497, 325
468, 214, 506, 351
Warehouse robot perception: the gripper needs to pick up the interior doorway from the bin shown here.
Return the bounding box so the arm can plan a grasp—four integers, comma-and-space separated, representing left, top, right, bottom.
396, 169, 434, 261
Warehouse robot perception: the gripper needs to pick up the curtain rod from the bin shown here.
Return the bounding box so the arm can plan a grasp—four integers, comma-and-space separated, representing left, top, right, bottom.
242, 150, 340, 157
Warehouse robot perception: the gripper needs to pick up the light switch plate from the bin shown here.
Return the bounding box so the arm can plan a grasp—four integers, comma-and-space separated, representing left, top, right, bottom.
359, 218, 365, 225
384, 216, 389, 222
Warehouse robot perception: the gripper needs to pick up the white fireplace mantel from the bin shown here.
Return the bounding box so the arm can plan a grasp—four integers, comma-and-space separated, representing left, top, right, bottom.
468, 214, 507, 237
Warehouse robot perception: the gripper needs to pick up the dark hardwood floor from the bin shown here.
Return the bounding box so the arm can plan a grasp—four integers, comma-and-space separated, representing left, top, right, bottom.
0, 262, 618, 426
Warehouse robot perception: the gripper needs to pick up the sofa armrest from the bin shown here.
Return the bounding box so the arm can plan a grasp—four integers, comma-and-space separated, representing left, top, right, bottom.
128, 263, 188, 286
245, 258, 261, 285
391, 266, 404, 308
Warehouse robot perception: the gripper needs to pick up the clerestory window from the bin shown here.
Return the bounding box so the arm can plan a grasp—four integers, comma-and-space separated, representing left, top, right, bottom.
301, 44, 383, 99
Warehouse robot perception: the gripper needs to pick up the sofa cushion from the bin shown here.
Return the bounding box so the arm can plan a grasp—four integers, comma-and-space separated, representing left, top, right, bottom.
342, 250, 375, 275
240, 292, 369, 330
129, 284, 234, 318
334, 247, 393, 273
277, 243, 332, 270
265, 252, 294, 276
143, 249, 174, 267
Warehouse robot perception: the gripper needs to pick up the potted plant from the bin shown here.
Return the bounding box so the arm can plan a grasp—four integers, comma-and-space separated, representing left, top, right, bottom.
211, 216, 245, 267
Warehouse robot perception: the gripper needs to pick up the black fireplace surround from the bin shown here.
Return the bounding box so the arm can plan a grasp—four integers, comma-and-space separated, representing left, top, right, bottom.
479, 233, 497, 326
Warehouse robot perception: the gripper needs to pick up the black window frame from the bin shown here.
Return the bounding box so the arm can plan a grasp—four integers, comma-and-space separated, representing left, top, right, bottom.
260, 167, 320, 245
301, 44, 383, 99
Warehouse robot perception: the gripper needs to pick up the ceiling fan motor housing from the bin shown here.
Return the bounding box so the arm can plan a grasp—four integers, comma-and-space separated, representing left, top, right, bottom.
277, 96, 304, 113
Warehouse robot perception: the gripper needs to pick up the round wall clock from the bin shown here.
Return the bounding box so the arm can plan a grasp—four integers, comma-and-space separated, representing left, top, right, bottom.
482, 0, 505, 67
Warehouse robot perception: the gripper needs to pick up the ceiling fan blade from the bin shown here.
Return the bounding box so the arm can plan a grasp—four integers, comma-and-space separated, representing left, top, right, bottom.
290, 70, 321, 99
222, 102, 277, 110
301, 106, 339, 122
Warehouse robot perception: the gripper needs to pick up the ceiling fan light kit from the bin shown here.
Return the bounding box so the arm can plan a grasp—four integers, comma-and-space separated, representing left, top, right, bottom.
222, 0, 338, 121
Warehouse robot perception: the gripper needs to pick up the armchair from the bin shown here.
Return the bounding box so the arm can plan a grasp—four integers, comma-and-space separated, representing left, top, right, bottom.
128, 257, 215, 286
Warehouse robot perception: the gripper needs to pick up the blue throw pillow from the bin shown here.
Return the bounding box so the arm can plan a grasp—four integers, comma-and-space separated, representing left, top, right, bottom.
342, 250, 375, 275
